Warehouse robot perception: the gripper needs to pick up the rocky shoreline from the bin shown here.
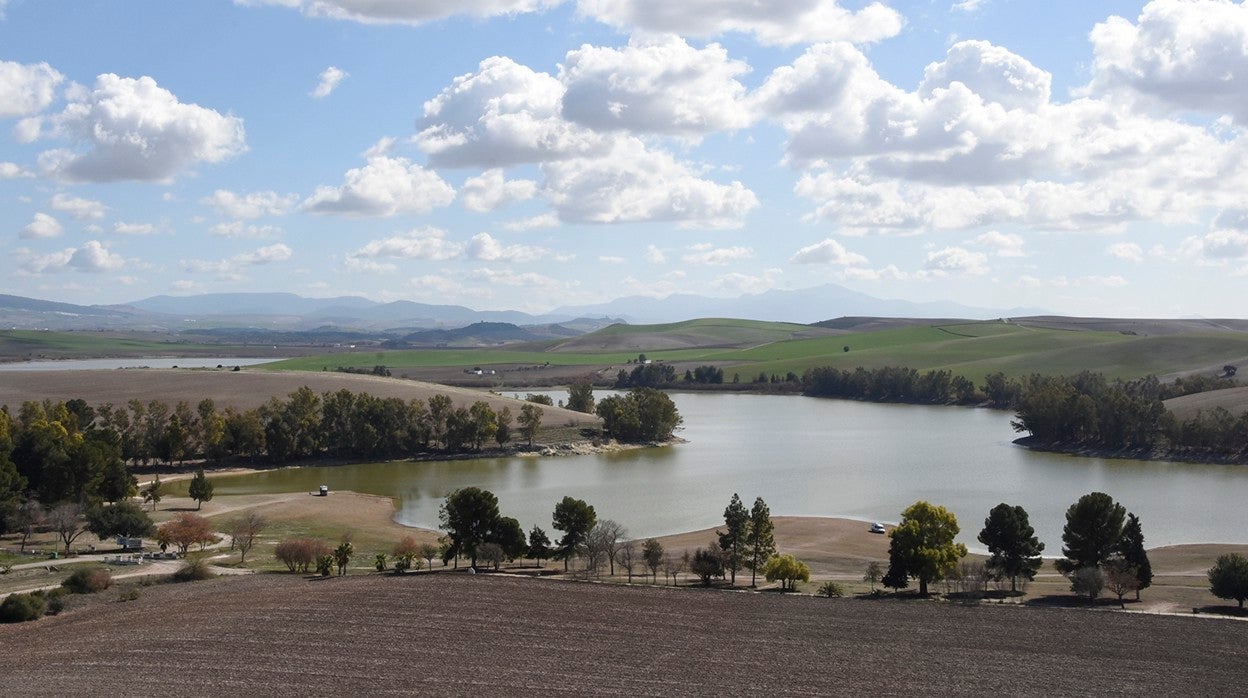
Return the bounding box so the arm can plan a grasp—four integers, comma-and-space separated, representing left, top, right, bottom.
1013, 436, 1247, 466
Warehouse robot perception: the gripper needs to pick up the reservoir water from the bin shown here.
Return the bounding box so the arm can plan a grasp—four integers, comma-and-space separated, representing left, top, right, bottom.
207, 392, 1248, 551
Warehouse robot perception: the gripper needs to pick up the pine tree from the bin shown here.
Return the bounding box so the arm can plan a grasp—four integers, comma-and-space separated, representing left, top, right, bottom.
718, 493, 749, 585
1118, 512, 1152, 600
187, 468, 214, 510
978, 503, 1045, 593
744, 496, 776, 588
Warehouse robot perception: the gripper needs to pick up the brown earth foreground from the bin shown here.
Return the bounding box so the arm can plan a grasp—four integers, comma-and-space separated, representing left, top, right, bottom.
2, 572, 1244, 696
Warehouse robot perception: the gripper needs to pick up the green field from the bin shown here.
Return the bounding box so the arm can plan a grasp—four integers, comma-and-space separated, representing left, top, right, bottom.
0, 330, 259, 360
264, 320, 1248, 384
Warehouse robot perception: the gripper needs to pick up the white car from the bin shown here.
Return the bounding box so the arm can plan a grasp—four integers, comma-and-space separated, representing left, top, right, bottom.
869, 522, 887, 534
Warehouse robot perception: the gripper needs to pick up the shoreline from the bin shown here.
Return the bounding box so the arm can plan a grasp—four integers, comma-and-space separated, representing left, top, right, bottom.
1013, 435, 1248, 466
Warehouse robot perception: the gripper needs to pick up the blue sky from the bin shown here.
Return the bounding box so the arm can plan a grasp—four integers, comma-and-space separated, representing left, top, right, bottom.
1, 0, 1246, 317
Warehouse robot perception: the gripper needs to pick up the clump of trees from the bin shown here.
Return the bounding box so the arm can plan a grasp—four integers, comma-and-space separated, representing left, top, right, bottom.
595, 388, 682, 442
803, 366, 978, 404
1056, 492, 1152, 601
762, 554, 810, 591
614, 363, 677, 389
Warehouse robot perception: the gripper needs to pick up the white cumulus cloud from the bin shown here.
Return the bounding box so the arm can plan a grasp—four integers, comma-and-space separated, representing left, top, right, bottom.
38, 74, 245, 183
1107, 242, 1144, 262
579, 0, 903, 46
302, 154, 455, 216
789, 238, 869, 265
348, 227, 464, 264
50, 193, 107, 220
971, 230, 1026, 257
237, 0, 560, 25
202, 189, 297, 218
1089, 0, 1248, 121
310, 66, 348, 98
464, 232, 548, 262
211, 222, 283, 238
542, 138, 758, 227
460, 169, 538, 212
922, 246, 989, 276
19, 240, 125, 274
20, 212, 63, 239
682, 242, 753, 266
0, 60, 63, 118
559, 35, 753, 136
113, 221, 158, 236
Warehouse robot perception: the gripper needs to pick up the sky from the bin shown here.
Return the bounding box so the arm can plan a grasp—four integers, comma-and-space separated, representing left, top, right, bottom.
1, 0, 1246, 318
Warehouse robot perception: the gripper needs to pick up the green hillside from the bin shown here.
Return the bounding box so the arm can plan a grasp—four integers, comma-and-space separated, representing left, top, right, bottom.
263, 319, 1248, 384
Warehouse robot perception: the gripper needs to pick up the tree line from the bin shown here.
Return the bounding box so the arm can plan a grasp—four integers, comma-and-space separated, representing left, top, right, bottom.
0, 389, 547, 530
881, 491, 1153, 606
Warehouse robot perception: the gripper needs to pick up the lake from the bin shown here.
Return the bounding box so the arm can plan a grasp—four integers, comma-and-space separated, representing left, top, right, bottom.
206, 392, 1248, 551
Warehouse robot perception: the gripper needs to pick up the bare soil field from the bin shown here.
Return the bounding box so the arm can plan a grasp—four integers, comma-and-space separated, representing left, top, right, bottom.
1164, 386, 1248, 420
2, 573, 1244, 696
0, 368, 600, 426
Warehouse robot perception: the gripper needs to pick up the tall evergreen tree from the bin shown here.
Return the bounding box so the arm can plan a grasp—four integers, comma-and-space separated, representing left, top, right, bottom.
977, 503, 1045, 593
187, 468, 214, 510
1117, 512, 1152, 600
552, 496, 596, 572
1056, 491, 1126, 574
744, 496, 776, 588
718, 493, 749, 585
438, 486, 501, 569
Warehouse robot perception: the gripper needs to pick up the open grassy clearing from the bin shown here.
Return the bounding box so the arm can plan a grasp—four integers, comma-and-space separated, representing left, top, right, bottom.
548, 318, 837, 352
3, 572, 1245, 695
0, 329, 305, 361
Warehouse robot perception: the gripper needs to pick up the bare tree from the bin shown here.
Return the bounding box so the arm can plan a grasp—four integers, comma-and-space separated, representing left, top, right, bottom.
47, 502, 87, 555
595, 519, 627, 576
642, 538, 663, 584
1104, 558, 1140, 609
583, 525, 611, 577
15, 497, 45, 553
227, 511, 267, 564
617, 540, 638, 582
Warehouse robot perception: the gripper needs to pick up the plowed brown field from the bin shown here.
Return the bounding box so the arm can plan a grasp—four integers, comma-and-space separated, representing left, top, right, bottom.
2, 573, 1242, 696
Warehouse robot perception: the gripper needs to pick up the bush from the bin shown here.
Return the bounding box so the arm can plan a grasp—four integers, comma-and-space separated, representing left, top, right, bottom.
275, 537, 329, 573
0, 592, 47, 623
118, 588, 141, 602
316, 554, 335, 576
63, 567, 113, 594
818, 581, 845, 598
374, 553, 388, 572
172, 558, 216, 582
46, 588, 67, 615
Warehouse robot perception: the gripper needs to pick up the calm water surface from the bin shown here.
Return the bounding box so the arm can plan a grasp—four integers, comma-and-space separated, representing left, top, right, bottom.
210, 392, 1248, 551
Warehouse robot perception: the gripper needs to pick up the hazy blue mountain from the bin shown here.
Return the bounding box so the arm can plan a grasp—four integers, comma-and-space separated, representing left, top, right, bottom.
552, 283, 1042, 324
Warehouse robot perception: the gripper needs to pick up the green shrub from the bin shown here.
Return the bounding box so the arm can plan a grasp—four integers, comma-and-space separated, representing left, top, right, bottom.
818, 581, 845, 598
316, 554, 335, 576
63, 567, 113, 594
374, 553, 387, 572
118, 589, 141, 602
172, 558, 215, 583
0, 592, 47, 623
45, 588, 67, 615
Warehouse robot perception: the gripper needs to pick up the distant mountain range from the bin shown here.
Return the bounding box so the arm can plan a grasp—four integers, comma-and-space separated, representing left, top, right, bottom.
0, 284, 1043, 334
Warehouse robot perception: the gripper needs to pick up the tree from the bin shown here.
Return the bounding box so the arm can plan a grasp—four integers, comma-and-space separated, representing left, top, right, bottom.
227, 511, 266, 564
762, 554, 811, 591
12, 497, 45, 552
595, 388, 682, 442
393, 536, 420, 573
156, 513, 214, 553
518, 403, 542, 446
86, 501, 155, 542
528, 526, 551, 567
863, 561, 883, 592
617, 540, 638, 582
690, 544, 724, 586
1208, 553, 1248, 608
490, 516, 528, 561
1117, 513, 1152, 600
1070, 566, 1104, 601
478, 542, 505, 570
594, 519, 627, 576
93, 456, 135, 505
718, 493, 749, 585
566, 381, 595, 414
1057, 492, 1126, 574
47, 501, 88, 555
141, 475, 164, 512
1103, 558, 1140, 608
552, 496, 596, 572
495, 406, 512, 446
420, 543, 439, 571
885, 500, 968, 595
334, 538, 354, 576
977, 503, 1045, 593
642, 538, 664, 583
439, 487, 501, 570
744, 496, 776, 587
187, 468, 214, 511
